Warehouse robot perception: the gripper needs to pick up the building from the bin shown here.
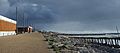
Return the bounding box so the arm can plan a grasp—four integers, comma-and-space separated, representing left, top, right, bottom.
17, 26, 28, 34
0, 15, 17, 36
28, 25, 33, 33
16, 25, 33, 34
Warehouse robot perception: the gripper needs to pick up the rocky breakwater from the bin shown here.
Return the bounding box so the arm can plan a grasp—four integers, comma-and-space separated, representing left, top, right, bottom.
42, 32, 120, 53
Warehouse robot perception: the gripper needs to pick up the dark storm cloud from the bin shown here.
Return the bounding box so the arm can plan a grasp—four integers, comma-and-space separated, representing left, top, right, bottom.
0, 0, 10, 14
0, 0, 55, 30
1, 0, 120, 33
41, 0, 120, 33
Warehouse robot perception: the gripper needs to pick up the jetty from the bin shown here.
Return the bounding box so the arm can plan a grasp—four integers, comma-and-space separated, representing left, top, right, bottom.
57, 33, 120, 48
42, 32, 120, 53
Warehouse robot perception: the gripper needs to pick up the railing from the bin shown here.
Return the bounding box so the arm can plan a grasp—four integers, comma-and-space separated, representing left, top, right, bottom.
68, 36, 120, 48
57, 33, 120, 48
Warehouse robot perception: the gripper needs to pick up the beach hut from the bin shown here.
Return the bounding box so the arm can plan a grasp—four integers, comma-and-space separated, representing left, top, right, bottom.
0, 15, 17, 36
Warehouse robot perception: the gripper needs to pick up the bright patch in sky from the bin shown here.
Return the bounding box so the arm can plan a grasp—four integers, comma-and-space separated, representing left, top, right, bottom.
32, 4, 38, 7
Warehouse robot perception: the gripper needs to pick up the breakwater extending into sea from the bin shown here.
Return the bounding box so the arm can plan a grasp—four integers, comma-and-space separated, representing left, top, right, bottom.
58, 33, 120, 47
41, 31, 120, 53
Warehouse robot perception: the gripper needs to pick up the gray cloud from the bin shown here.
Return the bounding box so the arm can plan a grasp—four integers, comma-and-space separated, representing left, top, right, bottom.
0, 0, 10, 14
1, 0, 120, 33
39, 0, 120, 33
0, 0, 55, 29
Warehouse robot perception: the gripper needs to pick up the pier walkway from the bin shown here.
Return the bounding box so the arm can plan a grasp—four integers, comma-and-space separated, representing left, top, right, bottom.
0, 32, 50, 53
58, 33, 120, 48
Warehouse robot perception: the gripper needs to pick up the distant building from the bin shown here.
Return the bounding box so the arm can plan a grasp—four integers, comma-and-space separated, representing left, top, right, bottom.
16, 26, 28, 34
16, 25, 33, 34
0, 15, 17, 36
27, 25, 33, 33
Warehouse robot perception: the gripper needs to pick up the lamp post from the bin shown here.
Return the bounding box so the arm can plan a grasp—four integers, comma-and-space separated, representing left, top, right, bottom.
116, 26, 119, 37
16, 6, 18, 34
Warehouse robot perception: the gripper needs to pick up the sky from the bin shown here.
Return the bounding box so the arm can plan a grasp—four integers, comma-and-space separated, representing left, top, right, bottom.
0, 0, 120, 33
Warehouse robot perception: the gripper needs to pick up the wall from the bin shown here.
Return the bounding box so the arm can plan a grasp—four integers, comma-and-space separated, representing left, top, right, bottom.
0, 31, 16, 36
0, 20, 16, 31
0, 15, 16, 36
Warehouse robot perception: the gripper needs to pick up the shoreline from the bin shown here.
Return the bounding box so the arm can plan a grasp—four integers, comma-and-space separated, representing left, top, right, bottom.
42, 32, 120, 53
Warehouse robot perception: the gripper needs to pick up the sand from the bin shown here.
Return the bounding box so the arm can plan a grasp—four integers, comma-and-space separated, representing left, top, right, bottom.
0, 32, 49, 53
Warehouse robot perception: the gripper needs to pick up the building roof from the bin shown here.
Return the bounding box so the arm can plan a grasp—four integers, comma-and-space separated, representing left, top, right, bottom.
0, 15, 16, 24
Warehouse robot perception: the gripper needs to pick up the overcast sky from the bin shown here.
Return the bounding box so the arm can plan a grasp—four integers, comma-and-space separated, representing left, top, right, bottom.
0, 0, 120, 33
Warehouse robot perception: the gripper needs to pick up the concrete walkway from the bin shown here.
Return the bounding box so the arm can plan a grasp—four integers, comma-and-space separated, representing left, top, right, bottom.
0, 32, 50, 53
